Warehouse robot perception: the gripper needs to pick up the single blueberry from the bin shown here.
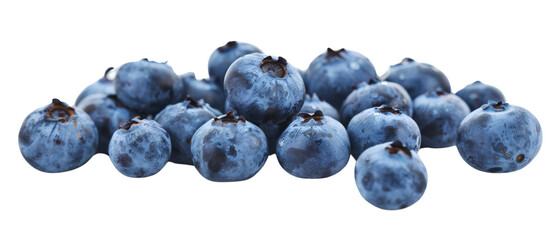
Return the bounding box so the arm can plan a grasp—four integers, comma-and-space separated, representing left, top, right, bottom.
208, 41, 262, 91
180, 72, 225, 112
456, 81, 506, 111
75, 67, 116, 106
348, 105, 421, 159
19, 99, 98, 173
191, 112, 268, 182
355, 140, 428, 210
381, 58, 451, 99
115, 59, 185, 115
413, 90, 470, 148
304, 48, 377, 109
155, 97, 220, 165
276, 111, 350, 178
300, 93, 340, 121
341, 78, 412, 126
108, 117, 171, 178
456, 101, 542, 173
77, 94, 137, 154
224, 53, 306, 152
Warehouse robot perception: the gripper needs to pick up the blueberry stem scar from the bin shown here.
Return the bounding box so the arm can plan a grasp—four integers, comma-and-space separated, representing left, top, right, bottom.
260, 56, 287, 78
218, 41, 237, 52
299, 110, 324, 124
213, 111, 246, 124
385, 140, 412, 158
46, 98, 75, 123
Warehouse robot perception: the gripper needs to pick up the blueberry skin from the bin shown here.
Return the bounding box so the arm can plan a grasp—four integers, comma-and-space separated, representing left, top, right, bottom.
456, 81, 506, 111
180, 72, 225, 112
208, 41, 262, 91
304, 48, 377, 109
19, 99, 98, 173
456, 102, 542, 173
355, 141, 428, 210
348, 106, 421, 159
381, 58, 451, 99
300, 93, 340, 121
413, 91, 470, 148
224, 53, 305, 126
75, 67, 116, 106
77, 94, 137, 154
191, 112, 268, 182
115, 59, 185, 115
108, 117, 171, 178
276, 111, 350, 178
341, 80, 412, 126
154, 98, 220, 165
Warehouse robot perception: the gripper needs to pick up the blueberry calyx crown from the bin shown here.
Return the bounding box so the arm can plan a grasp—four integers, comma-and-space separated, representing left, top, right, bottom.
299, 110, 324, 124
46, 98, 75, 123
213, 111, 246, 124
326, 48, 345, 58
400, 57, 415, 64
217, 41, 237, 52
104, 67, 114, 80
377, 105, 401, 114
185, 95, 202, 108
260, 56, 287, 78
119, 116, 143, 130
435, 88, 447, 96
482, 101, 508, 112
385, 140, 412, 158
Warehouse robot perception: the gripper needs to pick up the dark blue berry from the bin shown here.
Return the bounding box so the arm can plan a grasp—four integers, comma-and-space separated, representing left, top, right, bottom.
381, 58, 450, 99
108, 117, 171, 178
115, 59, 185, 115
276, 111, 350, 178
355, 140, 428, 210
191, 112, 268, 182
413, 90, 470, 148
208, 41, 262, 91
456, 101, 542, 173
456, 81, 506, 111
304, 48, 377, 109
19, 99, 98, 173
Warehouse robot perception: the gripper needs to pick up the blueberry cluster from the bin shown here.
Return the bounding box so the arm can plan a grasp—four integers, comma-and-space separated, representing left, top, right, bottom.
18, 41, 543, 210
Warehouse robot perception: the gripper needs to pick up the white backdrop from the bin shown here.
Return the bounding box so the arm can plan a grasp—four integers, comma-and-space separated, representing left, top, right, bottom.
1, 1, 557, 239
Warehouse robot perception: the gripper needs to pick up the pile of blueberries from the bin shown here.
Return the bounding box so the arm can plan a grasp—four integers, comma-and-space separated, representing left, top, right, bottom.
19, 41, 543, 210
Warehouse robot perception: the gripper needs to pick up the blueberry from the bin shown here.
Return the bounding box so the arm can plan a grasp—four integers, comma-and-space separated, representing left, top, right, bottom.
108, 117, 171, 178
347, 105, 421, 159
154, 97, 220, 165
191, 112, 268, 182
413, 90, 470, 148
355, 140, 428, 210
180, 72, 225, 112
381, 58, 451, 99
341, 78, 412, 126
304, 48, 377, 109
276, 111, 350, 178
115, 59, 185, 115
77, 94, 137, 154
456, 81, 506, 111
19, 99, 98, 173
300, 93, 340, 121
75, 67, 116, 106
224, 53, 305, 152
456, 101, 542, 173
208, 41, 262, 91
